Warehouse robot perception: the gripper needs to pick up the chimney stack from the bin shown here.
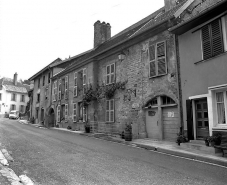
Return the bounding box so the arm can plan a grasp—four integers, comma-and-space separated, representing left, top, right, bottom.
164, 0, 181, 12
13, 72, 18, 86
94, 20, 111, 48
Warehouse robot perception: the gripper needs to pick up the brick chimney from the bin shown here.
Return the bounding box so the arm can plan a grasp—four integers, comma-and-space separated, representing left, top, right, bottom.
13, 72, 18, 85
164, 0, 180, 12
94, 20, 111, 48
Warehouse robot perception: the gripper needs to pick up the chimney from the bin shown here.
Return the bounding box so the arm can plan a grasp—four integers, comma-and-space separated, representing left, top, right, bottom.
164, 0, 179, 12
13, 72, 18, 85
94, 20, 111, 48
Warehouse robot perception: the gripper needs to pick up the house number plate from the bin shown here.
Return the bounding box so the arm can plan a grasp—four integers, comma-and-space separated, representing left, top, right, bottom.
168, 112, 174, 117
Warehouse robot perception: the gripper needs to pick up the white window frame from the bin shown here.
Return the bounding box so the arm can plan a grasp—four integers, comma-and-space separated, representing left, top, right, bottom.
73, 103, 77, 122
83, 68, 87, 94
215, 90, 227, 125
106, 99, 114, 122
106, 63, 115, 85
57, 105, 61, 123
74, 72, 78, 97
149, 41, 167, 78
58, 79, 61, 100
65, 104, 68, 122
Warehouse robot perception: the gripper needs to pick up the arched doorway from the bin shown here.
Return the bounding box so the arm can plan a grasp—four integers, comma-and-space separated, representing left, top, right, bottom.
48, 107, 55, 127
144, 95, 179, 141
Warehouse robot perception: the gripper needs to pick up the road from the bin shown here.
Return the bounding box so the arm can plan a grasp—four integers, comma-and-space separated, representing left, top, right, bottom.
0, 118, 227, 185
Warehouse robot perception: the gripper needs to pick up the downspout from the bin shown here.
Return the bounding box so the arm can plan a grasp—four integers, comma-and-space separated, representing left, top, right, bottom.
174, 34, 184, 135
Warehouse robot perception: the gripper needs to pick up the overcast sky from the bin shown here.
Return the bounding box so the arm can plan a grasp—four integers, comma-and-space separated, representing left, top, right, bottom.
0, 0, 164, 81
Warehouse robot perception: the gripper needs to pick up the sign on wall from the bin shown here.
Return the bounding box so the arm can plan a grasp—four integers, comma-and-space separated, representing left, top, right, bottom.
168, 112, 174, 117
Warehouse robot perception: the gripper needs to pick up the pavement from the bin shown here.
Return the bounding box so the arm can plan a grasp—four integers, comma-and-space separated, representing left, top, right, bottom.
18, 119, 227, 167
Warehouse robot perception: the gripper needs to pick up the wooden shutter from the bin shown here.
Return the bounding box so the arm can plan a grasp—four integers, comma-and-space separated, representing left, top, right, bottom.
106, 65, 110, 84
202, 25, 212, 60
65, 104, 68, 121
149, 44, 156, 77
186, 99, 194, 140
157, 42, 166, 75
106, 100, 110, 122
58, 79, 61, 100
73, 103, 77, 122
110, 99, 114, 122
74, 72, 78, 97
211, 19, 223, 57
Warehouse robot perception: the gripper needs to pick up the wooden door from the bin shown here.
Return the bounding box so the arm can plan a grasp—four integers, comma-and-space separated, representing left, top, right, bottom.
146, 108, 160, 139
195, 99, 209, 139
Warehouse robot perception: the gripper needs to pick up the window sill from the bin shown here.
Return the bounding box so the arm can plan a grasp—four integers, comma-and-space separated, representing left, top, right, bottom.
194, 51, 227, 65
149, 73, 167, 79
212, 126, 227, 131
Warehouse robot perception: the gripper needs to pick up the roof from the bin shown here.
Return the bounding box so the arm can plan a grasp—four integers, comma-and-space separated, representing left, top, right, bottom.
53, 0, 190, 79
169, 0, 226, 35
0, 77, 29, 93
28, 58, 62, 81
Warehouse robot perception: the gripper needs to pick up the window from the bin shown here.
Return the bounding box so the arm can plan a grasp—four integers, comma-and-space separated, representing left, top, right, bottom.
106, 99, 114, 122
83, 69, 86, 94
65, 104, 68, 122
0, 93, 2, 101
216, 92, 226, 124
43, 75, 45, 86
36, 108, 39, 119
65, 76, 68, 99
106, 64, 115, 85
21, 95, 25, 102
57, 105, 61, 122
202, 19, 224, 60
74, 72, 78, 97
11, 104, 16, 111
73, 103, 77, 122
48, 73, 51, 83
149, 41, 167, 77
37, 94, 40, 103
38, 78, 40, 88
20, 105, 24, 113
58, 79, 61, 100
53, 81, 57, 101
11, 93, 16, 101
162, 96, 175, 105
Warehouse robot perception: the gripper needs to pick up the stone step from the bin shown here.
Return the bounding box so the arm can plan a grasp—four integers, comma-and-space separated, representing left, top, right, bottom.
180, 142, 222, 154
189, 140, 205, 145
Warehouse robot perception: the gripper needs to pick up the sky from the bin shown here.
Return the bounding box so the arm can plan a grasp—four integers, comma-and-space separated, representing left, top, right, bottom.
0, 0, 164, 81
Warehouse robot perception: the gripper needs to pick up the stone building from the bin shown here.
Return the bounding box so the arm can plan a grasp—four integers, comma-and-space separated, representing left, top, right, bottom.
51, 0, 197, 141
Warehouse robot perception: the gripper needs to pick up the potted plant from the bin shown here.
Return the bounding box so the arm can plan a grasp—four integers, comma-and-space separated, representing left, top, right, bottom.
84, 122, 90, 133
204, 136, 210, 146
124, 122, 132, 141
176, 133, 187, 146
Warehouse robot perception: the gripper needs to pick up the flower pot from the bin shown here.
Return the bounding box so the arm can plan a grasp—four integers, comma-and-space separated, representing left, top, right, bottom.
124, 131, 132, 141
210, 141, 215, 147
85, 126, 90, 133
205, 140, 209, 146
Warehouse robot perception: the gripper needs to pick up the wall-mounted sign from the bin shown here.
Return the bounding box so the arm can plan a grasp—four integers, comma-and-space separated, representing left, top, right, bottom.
148, 111, 156, 116
168, 112, 174, 117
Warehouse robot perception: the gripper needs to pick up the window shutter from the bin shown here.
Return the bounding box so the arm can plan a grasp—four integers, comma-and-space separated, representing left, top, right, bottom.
106, 100, 110, 122
106, 66, 110, 84
211, 19, 223, 57
58, 80, 61, 100
202, 25, 212, 60
74, 72, 77, 86
157, 42, 166, 75
65, 104, 68, 121
149, 44, 156, 77
73, 103, 77, 122
110, 100, 114, 122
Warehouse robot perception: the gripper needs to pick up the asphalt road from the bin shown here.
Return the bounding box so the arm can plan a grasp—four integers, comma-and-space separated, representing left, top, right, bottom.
0, 118, 227, 185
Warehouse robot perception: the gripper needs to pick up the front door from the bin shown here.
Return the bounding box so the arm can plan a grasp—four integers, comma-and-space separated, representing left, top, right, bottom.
195, 99, 209, 139
146, 108, 160, 139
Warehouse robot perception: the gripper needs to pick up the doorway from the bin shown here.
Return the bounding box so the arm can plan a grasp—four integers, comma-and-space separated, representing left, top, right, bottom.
145, 108, 160, 139
195, 99, 209, 139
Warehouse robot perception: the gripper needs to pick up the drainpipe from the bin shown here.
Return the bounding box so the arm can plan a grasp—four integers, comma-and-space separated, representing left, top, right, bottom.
173, 34, 184, 135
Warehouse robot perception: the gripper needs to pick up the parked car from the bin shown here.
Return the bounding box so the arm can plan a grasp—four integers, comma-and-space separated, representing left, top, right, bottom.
9, 110, 19, 119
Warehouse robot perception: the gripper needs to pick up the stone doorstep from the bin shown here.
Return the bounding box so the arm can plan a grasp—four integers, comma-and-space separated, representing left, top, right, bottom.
180, 142, 222, 155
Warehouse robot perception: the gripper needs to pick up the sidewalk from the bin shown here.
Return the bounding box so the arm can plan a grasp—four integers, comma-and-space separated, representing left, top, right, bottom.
19, 119, 227, 167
